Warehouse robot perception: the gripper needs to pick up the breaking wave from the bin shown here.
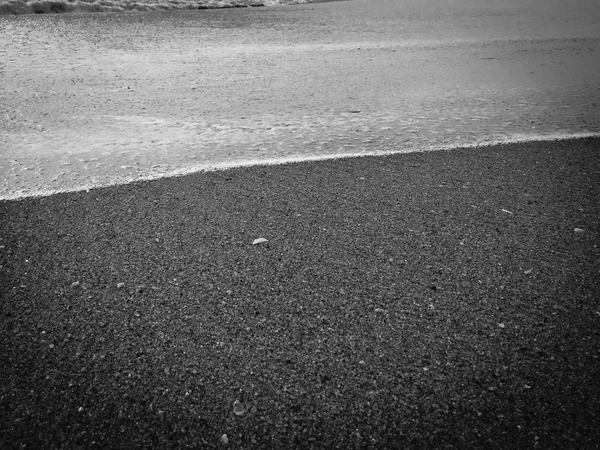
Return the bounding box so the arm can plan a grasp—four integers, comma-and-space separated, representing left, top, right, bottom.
0, 0, 308, 15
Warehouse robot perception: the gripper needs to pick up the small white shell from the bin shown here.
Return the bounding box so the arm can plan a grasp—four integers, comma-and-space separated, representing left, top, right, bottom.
252, 238, 268, 245
233, 400, 246, 415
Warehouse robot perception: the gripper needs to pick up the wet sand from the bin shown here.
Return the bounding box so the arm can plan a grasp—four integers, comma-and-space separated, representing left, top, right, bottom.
1, 0, 600, 199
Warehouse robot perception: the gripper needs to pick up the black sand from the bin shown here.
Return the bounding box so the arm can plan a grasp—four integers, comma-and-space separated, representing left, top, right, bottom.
1, 138, 599, 449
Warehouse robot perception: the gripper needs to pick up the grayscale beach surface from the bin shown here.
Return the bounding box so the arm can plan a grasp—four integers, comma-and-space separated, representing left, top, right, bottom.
1, 137, 599, 448
1, 0, 600, 447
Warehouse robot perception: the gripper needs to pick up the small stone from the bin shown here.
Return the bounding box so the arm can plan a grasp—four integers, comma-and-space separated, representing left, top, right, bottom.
71, 281, 80, 288
252, 238, 268, 245
574, 228, 584, 234
221, 434, 229, 445
117, 283, 125, 289
498, 323, 505, 328
233, 400, 246, 415
524, 269, 533, 275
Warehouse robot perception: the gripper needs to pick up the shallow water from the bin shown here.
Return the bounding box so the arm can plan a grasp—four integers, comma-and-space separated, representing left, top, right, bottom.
1, 0, 600, 199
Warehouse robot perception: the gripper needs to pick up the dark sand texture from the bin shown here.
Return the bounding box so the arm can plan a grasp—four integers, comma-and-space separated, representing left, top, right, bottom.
1, 138, 599, 449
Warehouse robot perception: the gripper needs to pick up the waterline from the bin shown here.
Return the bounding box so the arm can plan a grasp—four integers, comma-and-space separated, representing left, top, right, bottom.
3, 132, 598, 202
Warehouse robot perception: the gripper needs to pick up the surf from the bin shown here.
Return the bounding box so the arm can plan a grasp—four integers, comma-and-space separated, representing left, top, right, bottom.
0, 0, 308, 15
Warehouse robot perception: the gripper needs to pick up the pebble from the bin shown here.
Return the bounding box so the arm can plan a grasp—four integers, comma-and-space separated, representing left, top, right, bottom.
117, 282, 125, 289
233, 400, 246, 415
574, 228, 584, 234
221, 434, 229, 445
252, 238, 268, 245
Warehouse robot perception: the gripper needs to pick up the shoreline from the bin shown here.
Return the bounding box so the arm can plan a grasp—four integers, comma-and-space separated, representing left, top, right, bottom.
3, 132, 600, 202
1, 137, 599, 448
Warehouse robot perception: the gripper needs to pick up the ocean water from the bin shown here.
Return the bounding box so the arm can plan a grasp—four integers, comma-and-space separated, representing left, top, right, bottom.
0, 0, 307, 15
1, 0, 599, 199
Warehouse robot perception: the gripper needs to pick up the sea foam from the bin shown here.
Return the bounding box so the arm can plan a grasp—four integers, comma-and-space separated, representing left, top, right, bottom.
0, 0, 308, 15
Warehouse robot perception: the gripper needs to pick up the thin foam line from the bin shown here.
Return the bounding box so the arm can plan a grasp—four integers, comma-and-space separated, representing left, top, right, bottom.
2, 131, 599, 202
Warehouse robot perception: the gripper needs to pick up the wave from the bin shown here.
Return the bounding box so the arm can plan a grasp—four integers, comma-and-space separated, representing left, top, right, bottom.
0, 0, 308, 15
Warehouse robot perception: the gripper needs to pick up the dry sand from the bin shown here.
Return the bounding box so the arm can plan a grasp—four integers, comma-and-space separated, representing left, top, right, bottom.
1, 137, 599, 448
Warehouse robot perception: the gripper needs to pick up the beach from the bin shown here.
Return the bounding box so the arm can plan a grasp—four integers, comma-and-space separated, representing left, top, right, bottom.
2, 0, 600, 446
1, 137, 599, 448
